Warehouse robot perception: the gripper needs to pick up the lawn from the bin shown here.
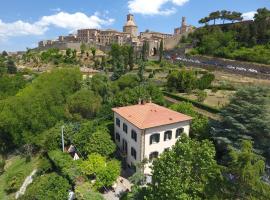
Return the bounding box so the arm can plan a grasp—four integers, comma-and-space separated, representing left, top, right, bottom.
179, 89, 235, 109
0, 155, 41, 200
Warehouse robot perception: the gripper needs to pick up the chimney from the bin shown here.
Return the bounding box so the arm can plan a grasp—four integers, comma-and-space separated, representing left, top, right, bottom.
138, 98, 142, 105
149, 97, 152, 103
142, 99, 146, 105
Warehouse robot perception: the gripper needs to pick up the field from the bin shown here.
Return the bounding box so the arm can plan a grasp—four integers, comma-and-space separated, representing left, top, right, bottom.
0, 155, 41, 200
179, 89, 235, 109
211, 70, 270, 88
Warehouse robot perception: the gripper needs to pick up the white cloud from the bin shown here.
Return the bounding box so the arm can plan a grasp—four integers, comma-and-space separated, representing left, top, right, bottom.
242, 11, 257, 21
171, 0, 189, 6
0, 12, 114, 41
0, 20, 47, 41
128, 0, 189, 16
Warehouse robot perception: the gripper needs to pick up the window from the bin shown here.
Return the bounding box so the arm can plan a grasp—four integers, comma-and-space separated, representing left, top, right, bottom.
116, 118, 120, 127
131, 147, 137, 160
176, 128, 184, 138
150, 133, 160, 145
164, 130, 172, 141
122, 139, 128, 154
131, 130, 137, 142
123, 123, 128, 133
115, 132, 120, 142
149, 151, 159, 161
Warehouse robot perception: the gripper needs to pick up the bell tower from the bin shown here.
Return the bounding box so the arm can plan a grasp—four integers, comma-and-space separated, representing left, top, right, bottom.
123, 14, 138, 38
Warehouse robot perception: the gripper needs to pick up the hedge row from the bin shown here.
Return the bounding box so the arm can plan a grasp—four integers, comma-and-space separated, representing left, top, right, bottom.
163, 91, 220, 114
47, 150, 82, 184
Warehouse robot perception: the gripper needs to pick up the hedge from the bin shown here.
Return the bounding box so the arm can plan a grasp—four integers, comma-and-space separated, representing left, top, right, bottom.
47, 150, 82, 184
163, 91, 220, 114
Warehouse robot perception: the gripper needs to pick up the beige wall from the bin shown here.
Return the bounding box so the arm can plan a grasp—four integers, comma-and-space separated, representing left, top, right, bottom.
114, 113, 143, 168
143, 121, 190, 174
113, 111, 191, 175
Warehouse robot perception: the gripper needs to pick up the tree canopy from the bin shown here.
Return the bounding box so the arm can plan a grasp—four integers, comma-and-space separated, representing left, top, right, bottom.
170, 102, 209, 139
20, 173, 71, 200
67, 89, 102, 120
213, 86, 270, 160
0, 68, 82, 152
148, 136, 223, 200
80, 153, 120, 189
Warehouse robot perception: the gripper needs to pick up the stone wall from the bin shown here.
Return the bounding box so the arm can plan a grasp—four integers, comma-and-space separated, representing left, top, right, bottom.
163, 32, 189, 50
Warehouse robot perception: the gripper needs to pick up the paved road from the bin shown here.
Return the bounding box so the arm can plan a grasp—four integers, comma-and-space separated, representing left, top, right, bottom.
165, 53, 270, 79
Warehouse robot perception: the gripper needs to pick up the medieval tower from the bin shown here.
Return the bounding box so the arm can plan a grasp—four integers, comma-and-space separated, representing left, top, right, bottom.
123, 14, 138, 38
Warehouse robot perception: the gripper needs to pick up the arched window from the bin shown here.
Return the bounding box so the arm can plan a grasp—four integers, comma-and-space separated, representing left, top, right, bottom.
176, 128, 184, 138
131, 130, 137, 142
150, 133, 160, 145
149, 151, 159, 161
164, 130, 172, 141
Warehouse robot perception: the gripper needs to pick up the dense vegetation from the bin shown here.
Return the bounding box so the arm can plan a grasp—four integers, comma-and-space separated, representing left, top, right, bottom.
20, 173, 71, 200
187, 8, 270, 64
167, 68, 215, 93
212, 86, 270, 161
1, 21, 270, 199
0, 46, 167, 199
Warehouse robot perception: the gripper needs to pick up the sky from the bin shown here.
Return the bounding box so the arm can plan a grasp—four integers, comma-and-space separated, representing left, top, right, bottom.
0, 0, 269, 52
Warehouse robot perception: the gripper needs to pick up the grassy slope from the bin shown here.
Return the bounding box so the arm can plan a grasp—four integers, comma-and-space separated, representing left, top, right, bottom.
0, 155, 41, 200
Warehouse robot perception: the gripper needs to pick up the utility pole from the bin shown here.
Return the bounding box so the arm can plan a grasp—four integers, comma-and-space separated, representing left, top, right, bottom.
61, 125, 65, 152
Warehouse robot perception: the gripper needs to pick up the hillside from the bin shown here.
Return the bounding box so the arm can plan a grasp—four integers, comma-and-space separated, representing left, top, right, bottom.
184, 8, 270, 65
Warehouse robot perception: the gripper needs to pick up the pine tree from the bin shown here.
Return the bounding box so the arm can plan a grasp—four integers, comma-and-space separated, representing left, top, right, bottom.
159, 39, 164, 63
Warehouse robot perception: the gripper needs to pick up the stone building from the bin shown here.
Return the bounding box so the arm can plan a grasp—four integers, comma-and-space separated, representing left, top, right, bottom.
112, 102, 192, 175
174, 17, 194, 35
123, 14, 138, 38
38, 14, 195, 55
77, 29, 99, 43
58, 34, 77, 42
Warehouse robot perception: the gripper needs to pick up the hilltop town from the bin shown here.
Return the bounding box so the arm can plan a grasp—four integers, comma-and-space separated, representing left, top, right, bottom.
0, 4, 270, 200
37, 14, 194, 56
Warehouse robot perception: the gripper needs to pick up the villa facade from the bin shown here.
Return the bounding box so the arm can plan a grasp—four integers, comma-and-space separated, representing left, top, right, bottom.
112, 102, 192, 175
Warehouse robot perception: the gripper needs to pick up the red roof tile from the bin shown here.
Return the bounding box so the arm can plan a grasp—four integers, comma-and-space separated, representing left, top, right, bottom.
112, 103, 192, 129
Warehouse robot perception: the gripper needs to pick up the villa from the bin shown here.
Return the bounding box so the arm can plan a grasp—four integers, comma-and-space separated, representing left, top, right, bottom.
112, 101, 192, 176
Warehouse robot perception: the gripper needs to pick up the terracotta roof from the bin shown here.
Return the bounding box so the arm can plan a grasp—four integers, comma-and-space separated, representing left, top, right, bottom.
112, 103, 192, 129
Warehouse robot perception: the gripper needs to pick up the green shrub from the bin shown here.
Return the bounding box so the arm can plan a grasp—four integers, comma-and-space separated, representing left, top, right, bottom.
36, 157, 52, 176
148, 73, 154, 78
67, 89, 102, 119
20, 173, 71, 200
197, 73, 215, 90
196, 90, 207, 102
75, 182, 105, 200
164, 92, 220, 113
211, 87, 218, 93
48, 150, 82, 183
0, 156, 5, 174
80, 153, 121, 189
5, 172, 25, 193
